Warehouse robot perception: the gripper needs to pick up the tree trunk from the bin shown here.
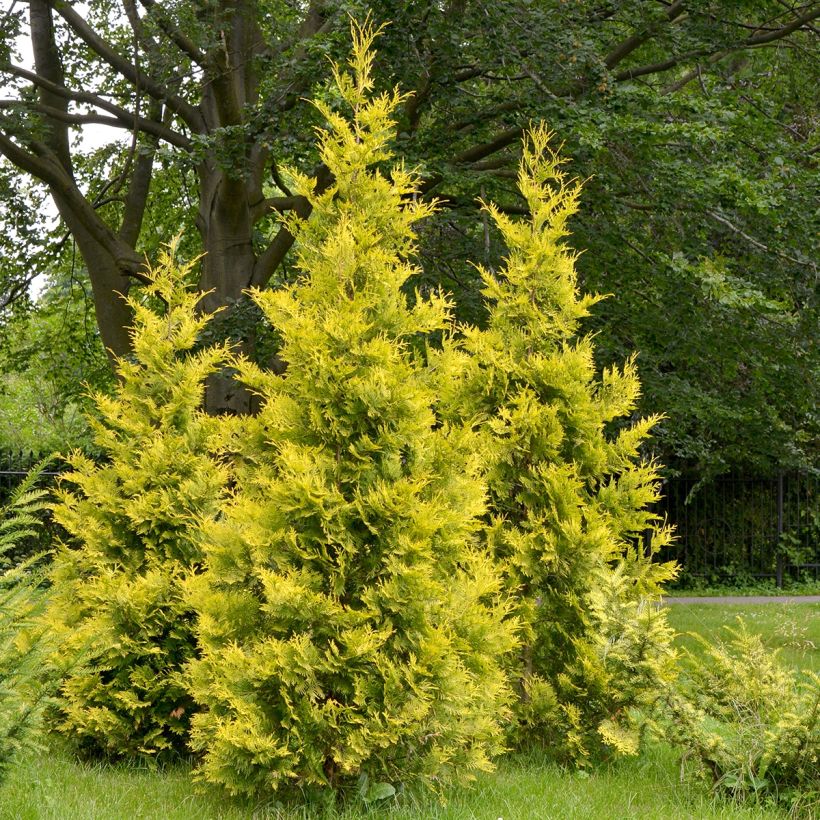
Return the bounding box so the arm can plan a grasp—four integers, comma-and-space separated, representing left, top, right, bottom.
193, 1, 270, 415
60, 218, 136, 360
196, 159, 259, 415
27, 0, 138, 363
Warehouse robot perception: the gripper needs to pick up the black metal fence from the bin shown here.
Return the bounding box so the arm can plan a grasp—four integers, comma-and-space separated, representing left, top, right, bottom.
0, 450, 63, 504
652, 472, 819, 586
0, 449, 65, 558
1, 450, 818, 585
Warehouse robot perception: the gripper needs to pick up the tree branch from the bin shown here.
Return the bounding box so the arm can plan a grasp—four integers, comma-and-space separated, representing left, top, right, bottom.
0, 127, 146, 280
3, 63, 191, 148
0, 271, 38, 313
0, 126, 65, 188
444, 2, 806, 182
662, 51, 727, 94
706, 209, 808, 267
0, 100, 190, 149
436, 191, 529, 215
453, 101, 518, 132
615, 6, 820, 82
29, 0, 72, 173
48, 1, 205, 132
118, 99, 163, 246
118, 143, 154, 246
137, 0, 208, 67
251, 164, 332, 288
249, 195, 310, 224
267, 3, 339, 114
452, 126, 523, 165
603, 0, 686, 70
744, 5, 820, 45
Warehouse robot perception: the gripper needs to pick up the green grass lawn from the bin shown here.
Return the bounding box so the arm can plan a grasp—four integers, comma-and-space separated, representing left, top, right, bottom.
668, 579, 820, 598
670, 602, 820, 675
1, 604, 816, 820
0, 742, 785, 820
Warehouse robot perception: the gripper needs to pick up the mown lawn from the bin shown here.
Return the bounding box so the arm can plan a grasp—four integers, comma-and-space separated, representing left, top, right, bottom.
0, 742, 786, 820
670, 602, 820, 675
1, 603, 816, 820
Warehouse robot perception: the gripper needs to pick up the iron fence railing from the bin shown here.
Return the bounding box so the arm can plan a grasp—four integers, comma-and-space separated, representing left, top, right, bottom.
651, 472, 819, 586
0, 450, 63, 502
1, 450, 818, 585
0, 450, 65, 559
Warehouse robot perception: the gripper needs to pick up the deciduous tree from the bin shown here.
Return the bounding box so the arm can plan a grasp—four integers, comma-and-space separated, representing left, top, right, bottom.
1, 1, 816, 443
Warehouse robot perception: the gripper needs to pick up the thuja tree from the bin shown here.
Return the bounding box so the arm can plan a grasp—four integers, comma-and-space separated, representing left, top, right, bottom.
47, 245, 230, 761
439, 127, 678, 763
185, 23, 515, 799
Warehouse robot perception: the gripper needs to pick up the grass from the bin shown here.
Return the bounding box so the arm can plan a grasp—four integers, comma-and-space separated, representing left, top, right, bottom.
1, 603, 816, 820
0, 741, 785, 819
669, 601, 820, 675
668, 578, 820, 598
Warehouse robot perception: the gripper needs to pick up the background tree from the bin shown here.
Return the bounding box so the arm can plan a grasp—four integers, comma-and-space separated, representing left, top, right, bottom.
0, 265, 112, 453
0, 1, 816, 468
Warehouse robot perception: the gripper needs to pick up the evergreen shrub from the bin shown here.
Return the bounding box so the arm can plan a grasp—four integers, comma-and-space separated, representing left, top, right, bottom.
47, 246, 230, 761
38, 19, 681, 796
184, 22, 516, 799
438, 126, 679, 763
661, 620, 819, 809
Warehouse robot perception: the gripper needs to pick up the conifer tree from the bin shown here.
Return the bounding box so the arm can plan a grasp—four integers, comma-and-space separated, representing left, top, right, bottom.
47, 244, 230, 761
185, 21, 515, 799
439, 127, 678, 762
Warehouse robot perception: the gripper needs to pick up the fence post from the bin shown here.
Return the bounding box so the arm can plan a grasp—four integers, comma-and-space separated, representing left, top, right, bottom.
776, 472, 785, 589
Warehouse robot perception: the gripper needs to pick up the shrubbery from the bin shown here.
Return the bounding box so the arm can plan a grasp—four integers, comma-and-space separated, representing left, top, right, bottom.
47, 248, 230, 761
36, 20, 676, 796
660, 620, 819, 810
0, 460, 64, 781
34, 18, 707, 805
184, 23, 515, 798
438, 126, 678, 762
